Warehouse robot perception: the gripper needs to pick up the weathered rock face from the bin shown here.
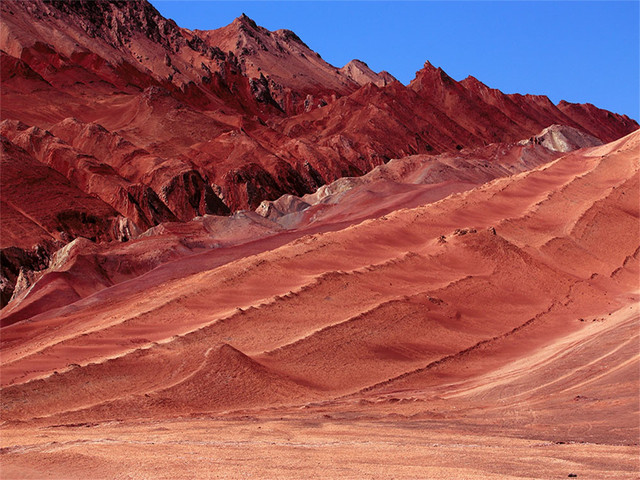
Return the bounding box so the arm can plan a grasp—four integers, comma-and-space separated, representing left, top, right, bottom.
197, 14, 360, 115
0, 135, 129, 306
0, 136, 124, 247
339, 59, 397, 87
518, 124, 603, 152
0, 119, 177, 231
46, 117, 227, 220
160, 169, 230, 220
0, 245, 52, 307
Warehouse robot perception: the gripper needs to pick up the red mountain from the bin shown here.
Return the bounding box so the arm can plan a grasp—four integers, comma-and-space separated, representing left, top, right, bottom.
1, 0, 636, 304
1, 2, 639, 477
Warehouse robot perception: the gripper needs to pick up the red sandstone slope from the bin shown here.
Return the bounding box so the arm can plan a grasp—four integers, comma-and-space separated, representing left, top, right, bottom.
1, 132, 637, 441
1, 4, 638, 476
0, 124, 600, 325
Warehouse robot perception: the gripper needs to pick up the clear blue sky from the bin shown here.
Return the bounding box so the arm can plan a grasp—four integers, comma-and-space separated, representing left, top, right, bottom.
151, 1, 639, 120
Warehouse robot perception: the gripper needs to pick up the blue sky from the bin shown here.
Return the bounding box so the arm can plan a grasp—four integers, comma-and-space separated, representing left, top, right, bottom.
151, 1, 639, 120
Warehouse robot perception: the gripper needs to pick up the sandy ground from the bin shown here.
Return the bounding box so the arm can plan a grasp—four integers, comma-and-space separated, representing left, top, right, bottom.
2, 417, 638, 480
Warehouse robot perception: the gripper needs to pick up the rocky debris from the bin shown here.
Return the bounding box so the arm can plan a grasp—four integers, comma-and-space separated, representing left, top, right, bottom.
256, 195, 311, 220
0, 244, 53, 307
453, 228, 478, 236
579, 317, 606, 323
518, 124, 603, 152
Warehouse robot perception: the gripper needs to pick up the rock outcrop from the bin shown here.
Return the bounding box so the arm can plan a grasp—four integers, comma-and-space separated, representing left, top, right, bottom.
518, 124, 603, 152
339, 59, 397, 87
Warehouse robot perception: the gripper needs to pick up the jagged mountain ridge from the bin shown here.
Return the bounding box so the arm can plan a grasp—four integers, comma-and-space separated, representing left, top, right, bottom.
0, 0, 637, 306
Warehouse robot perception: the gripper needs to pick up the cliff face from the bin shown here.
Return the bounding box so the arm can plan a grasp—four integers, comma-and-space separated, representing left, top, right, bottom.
1, 0, 637, 307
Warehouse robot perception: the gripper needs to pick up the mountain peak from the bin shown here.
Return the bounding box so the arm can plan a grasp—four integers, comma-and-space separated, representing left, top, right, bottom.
414, 61, 452, 80
409, 61, 458, 94
461, 75, 486, 88
346, 59, 370, 68
340, 59, 397, 87
234, 13, 259, 30
421, 60, 439, 71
